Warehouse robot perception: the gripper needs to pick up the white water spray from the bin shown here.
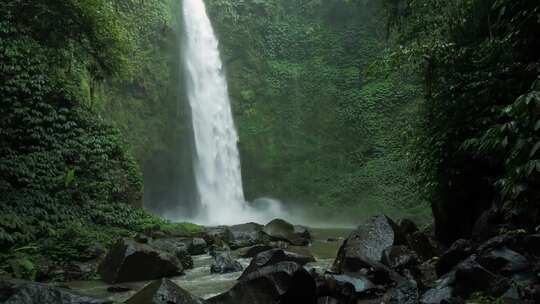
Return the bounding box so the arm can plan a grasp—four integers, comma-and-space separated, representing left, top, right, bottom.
182, 0, 282, 225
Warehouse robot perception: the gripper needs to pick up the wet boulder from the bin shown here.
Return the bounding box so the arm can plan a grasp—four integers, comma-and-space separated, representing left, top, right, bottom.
98, 238, 183, 284
399, 218, 420, 235
0, 280, 109, 304
210, 251, 243, 274
406, 231, 438, 261
149, 238, 194, 269
323, 273, 378, 302
208, 261, 316, 304
228, 223, 266, 249
334, 215, 405, 264
453, 255, 500, 296
382, 277, 419, 304
381, 246, 419, 271
477, 247, 530, 275
237, 245, 275, 258
189, 238, 208, 255
419, 272, 457, 304
240, 249, 315, 280
203, 227, 232, 246
262, 219, 311, 246
125, 278, 204, 304
436, 239, 475, 276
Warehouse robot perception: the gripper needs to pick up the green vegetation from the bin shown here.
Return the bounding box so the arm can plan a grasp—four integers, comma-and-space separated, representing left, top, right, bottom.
1, 0, 539, 286
383, 0, 540, 243
0, 0, 199, 276
205, 0, 428, 221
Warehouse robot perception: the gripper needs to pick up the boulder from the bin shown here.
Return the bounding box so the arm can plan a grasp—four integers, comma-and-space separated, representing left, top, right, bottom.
208, 261, 316, 304
0, 280, 109, 304
478, 247, 530, 275
125, 278, 204, 304
453, 255, 500, 296
419, 272, 456, 304
522, 234, 540, 255
240, 249, 316, 280
229, 223, 266, 249
406, 231, 438, 261
418, 259, 438, 290
189, 238, 208, 255
237, 245, 275, 258
263, 219, 311, 246
333, 215, 405, 263
149, 238, 194, 269
203, 227, 232, 246
381, 246, 419, 271
436, 239, 475, 276
399, 218, 420, 235
382, 277, 419, 304
210, 251, 243, 274
471, 209, 500, 242
327, 273, 376, 294
98, 238, 182, 284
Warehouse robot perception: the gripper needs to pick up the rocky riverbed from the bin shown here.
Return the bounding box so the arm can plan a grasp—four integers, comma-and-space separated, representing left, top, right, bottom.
1, 216, 539, 303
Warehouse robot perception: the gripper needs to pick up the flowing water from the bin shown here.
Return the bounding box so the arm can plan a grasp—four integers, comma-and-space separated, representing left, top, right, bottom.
181, 0, 249, 225
68, 228, 351, 301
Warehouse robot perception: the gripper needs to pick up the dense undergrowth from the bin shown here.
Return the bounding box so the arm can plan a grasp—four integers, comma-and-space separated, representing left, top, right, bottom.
205, 0, 428, 221
383, 0, 540, 243
0, 0, 200, 278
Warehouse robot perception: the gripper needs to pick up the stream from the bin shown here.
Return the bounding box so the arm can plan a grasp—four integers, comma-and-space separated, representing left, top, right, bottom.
67, 228, 351, 302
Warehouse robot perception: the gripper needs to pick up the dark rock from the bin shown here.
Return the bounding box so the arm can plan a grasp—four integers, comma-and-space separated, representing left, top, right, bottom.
0, 280, 109, 304
329, 273, 376, 294
268, 240, 289, 249
316, 296, 341, 304
332, 248, 393, 285
240, 249, 316, 280
454, 255, 499, 296
98, 238, 182, 284
203, 226, 232, 246
477, 234, 523, 253
293, 225, 312, 240
262, 219, 311, 246
228, 223, 266, 249
333, 215, 405, 264
399, 218, 420, 235
472, 208, 501, 242
419, 272, 456, 304
522, 234, 540, 255
188, 238, 208, 255
501, 286, 521, 303
382, 277, 419, 304
125, 278, 204, 304
407, 231, 438, 261
418, 259, 438, 290
106, 285, 131, 293
478, 247, 530, 275
208, 261, 316, 304
237, 245, 275, 258
326, 238, 339, 242
381, 246, 418, 271
208, 243, 231, 258
210, 251, 243, 274
436, 239, 475, 276
149, 238, 194, 269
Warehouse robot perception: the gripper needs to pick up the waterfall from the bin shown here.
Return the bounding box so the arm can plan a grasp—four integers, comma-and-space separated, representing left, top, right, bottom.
181, 0, 250, 225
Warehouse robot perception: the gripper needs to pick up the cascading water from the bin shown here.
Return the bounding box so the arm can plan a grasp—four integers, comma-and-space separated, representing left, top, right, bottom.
182, 0, 267, 225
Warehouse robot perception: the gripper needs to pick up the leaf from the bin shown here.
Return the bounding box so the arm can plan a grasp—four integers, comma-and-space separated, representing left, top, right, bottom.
64, 168, 76, 187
